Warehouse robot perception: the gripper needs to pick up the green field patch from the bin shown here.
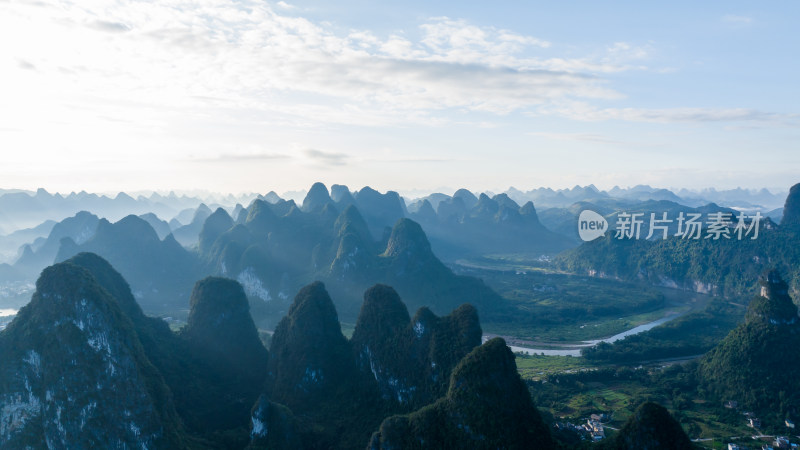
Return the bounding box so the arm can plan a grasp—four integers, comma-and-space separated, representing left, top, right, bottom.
515, 354, 593, 380
454, 257, 675, 342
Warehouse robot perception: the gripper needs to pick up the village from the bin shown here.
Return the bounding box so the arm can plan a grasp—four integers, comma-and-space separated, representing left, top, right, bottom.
696, 401, 800, 449
554, 413, 609, 442
550, 403, 800, 448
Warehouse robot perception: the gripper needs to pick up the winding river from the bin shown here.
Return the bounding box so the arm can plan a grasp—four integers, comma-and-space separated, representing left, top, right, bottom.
486, 287, 712, 357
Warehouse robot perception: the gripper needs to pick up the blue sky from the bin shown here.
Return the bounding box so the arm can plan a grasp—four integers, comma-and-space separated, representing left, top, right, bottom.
0, 0, 797, 196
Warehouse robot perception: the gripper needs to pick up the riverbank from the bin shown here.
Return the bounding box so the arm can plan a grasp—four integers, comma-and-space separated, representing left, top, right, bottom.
486, 286, 713, 356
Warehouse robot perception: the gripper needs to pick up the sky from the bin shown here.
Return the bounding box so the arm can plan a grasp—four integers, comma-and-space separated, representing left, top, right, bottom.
1, 0, 798, 196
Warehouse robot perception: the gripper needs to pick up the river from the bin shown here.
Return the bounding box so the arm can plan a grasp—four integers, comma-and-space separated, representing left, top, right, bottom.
487, 287, 711, 357
491, 313, 680, 356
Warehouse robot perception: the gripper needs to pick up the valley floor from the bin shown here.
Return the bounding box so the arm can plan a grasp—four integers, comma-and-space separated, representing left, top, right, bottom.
461, 254, 795, 448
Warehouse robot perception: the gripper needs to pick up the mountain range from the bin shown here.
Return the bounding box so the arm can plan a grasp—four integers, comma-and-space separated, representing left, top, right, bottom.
0, 183, 786, 263
557, 183, 800, 299
199, 185, 504, 325
0, 254, 553, 448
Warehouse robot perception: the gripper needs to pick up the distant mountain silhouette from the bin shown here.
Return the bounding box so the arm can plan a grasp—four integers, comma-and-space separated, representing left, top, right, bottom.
499, 184, 785, 210
0, 219, 55, 264
352, 186, 406, 240
199, 184, 505, 325
11, 211, 100, 280
408, 189, 572, 258
301, 182, 334, 212
0, 188, 233, 233
53, 215, 202, 313
198, 208, 234, 255
539, 199, 740, 243
171, 203, 212, 248
139, 213, 172, 240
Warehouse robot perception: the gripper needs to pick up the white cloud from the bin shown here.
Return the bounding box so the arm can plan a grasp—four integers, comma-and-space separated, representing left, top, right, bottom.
722, 14, 753, 25
0, 0, 789, 194
88, 20, 130, 33
0, 0, 634, 129
545, 102, 798, 126
303, 148, 348, 166
418, 17, 551, 65
527, 131, 624, 145
187, 152, 291, 163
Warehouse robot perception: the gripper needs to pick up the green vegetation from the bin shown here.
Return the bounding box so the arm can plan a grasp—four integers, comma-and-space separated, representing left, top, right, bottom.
204, 196, 505, 326
602, 402, 693, 449
556, 224, 800, 301
0, 260, 191, 448
529, 364, 758, 447
370, 338, 556, 449
697, 271, 800, 427
66, 253, 268, 448
339, 321, 355, 338
55, 215, 203, 314
454, 260, 670, 341
524, 269, 800, 448
350, 284, 482, 409
259, 281, 488, 448
515, 353, 594, 380
582, 296, 744, 363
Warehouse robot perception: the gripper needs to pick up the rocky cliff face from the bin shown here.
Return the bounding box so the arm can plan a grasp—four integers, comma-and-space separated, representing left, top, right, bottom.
257, 281, 370, 448
247, 395, 305, 449
329, 205, 377, 280
368, 338, 555, 450
1, 258, 552, 449
56, 254, 268, 447
350, 285, 411, 406
254, 281, 497, 448
350, 285, 482, 409
265, 282, 359, 410
748, 269, 799, 325
0, 262, 187, 448
176, 276, 270, 446
781, 182, 800, 230
698, 270, 800, 413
